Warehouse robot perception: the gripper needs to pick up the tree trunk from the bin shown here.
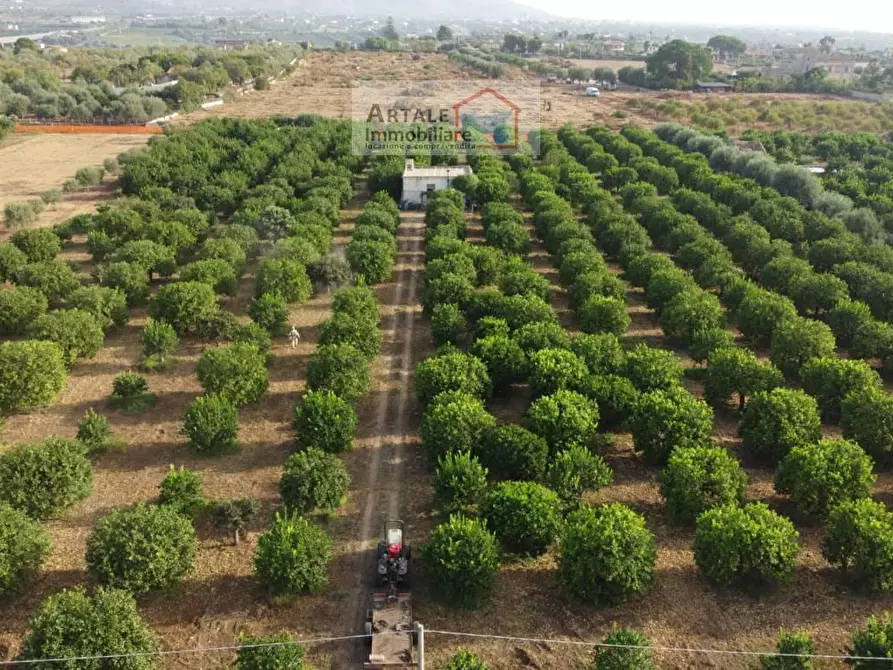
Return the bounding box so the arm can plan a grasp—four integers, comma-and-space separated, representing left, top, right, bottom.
234, 528, 240, 546
738, 393, 746, 411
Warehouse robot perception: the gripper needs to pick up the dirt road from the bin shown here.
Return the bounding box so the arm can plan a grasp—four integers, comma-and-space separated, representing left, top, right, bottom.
337, 211, 431, 663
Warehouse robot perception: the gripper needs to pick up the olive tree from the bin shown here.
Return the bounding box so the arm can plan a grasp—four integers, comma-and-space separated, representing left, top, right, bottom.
593, 628, 654, 670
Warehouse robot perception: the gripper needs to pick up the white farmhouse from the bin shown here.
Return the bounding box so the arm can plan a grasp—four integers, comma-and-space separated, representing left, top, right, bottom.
401, 159, 472, 209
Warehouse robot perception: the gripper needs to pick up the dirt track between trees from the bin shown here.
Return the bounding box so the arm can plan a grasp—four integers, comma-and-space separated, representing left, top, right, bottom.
336, 211, 431, 664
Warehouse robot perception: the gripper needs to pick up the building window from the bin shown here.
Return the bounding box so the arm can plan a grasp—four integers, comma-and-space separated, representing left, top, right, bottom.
426, 184, 436, 191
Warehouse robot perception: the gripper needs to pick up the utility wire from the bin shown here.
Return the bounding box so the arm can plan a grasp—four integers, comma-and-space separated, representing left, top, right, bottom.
4, 627, 892, 666
0, 633, 376, 666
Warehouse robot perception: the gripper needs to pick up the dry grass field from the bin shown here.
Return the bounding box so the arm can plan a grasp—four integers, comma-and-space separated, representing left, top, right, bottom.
181, 50, 887, 139
0, 133, 147, 239
181, 50, 539, 124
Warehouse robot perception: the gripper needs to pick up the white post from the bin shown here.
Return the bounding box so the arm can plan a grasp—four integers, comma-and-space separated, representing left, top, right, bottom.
416, 622, 425, 670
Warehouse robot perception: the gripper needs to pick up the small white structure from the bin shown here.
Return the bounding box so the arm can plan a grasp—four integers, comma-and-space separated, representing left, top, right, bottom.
70, 15, 106, 23
401, 159, 473, 209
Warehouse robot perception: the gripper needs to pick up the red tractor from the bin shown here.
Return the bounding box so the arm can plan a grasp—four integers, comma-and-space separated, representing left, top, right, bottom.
365, 520, 415, 668
376, 519, 411, 592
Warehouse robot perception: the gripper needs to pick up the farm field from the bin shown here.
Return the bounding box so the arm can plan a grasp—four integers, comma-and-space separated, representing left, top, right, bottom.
181, 50, 892, 137
8, 50, 893, 670
0, 133, 147, 238
181, 50, 541, 124
408, 134, 893, 667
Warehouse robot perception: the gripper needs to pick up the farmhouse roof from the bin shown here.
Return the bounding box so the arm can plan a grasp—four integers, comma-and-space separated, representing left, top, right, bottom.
402, 160, 473, 178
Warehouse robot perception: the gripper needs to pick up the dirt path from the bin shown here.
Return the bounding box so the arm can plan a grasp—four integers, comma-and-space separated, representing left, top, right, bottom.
336, 211, 428, 663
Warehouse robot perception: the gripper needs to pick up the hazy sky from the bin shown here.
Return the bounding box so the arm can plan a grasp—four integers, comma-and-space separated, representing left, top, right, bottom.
517, 0, 893, 34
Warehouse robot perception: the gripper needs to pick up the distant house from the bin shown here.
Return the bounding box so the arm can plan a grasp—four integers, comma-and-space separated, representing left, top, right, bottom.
70, 15, 106, 24
768, 48, 858, 81
694, 81, 734, 93
603, 40, 625, 53
401, 160, 472, 208
214, 39, 248, 51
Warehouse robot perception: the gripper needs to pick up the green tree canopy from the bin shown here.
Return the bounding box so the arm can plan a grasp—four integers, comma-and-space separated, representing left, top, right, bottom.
706, 35, 747, 59
646, 40, 714, 88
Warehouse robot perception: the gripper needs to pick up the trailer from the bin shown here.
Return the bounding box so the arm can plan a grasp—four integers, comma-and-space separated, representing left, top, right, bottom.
364, 591, 415, 668
364, 520, 417, 668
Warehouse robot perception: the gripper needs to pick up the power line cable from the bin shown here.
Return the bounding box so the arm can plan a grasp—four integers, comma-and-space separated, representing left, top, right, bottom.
4, 626, 892, 666
0, 632, 375, 666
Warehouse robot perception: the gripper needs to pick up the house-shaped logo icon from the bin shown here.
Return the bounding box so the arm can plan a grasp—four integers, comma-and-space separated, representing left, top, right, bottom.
452, 87, 521, 151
